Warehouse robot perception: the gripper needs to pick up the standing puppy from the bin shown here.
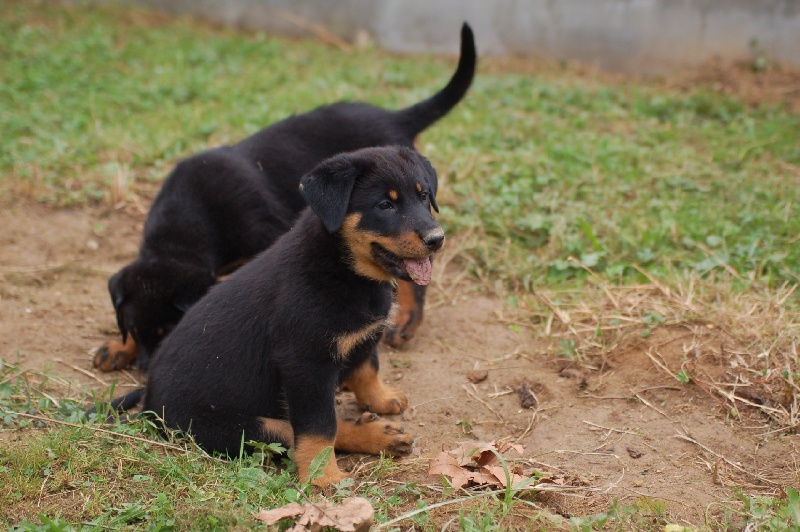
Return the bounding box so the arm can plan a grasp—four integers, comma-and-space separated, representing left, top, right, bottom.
142, 146, 444, 487
95, 23, 475, 372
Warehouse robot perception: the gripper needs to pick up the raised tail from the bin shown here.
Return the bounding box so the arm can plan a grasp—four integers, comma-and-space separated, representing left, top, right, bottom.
396, 22, 476, 136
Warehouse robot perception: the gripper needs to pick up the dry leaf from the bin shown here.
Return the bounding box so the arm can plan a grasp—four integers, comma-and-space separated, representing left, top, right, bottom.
428, 441, 532, 489
255, 496, 374, 531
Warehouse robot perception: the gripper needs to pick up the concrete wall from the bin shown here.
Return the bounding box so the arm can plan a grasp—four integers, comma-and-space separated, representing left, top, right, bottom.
129, 0, 800, 73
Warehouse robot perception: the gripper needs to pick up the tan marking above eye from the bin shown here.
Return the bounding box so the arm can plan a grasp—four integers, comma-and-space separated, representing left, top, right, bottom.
388, 190, 399, 201
415, 183, 422, 192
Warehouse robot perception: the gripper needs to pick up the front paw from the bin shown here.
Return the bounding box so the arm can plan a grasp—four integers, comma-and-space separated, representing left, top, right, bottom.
339, 413, 413, 456
93, 342, 137, 371
358, 385, 408, 415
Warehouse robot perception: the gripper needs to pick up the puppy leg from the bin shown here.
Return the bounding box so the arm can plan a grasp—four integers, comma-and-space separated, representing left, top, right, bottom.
336, 413, 412, 456
383, 280, 426, 348
93, 335, 138, 371
294, 434, 346, 488
342, 354, 408, 414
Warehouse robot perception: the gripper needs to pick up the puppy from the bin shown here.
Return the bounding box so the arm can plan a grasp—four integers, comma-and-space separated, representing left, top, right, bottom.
95, 23, 475, 372
138, 146, 443, 487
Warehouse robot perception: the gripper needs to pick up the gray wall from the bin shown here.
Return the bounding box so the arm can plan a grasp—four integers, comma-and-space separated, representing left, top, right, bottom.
130, 0, 800, 73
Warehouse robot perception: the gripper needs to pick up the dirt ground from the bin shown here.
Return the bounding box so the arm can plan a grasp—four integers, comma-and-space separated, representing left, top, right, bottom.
1, 202, 798, 527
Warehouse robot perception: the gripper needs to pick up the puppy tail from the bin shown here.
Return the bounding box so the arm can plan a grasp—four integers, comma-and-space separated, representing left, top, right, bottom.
86, 387, 145, 421
395, 22, 476, 135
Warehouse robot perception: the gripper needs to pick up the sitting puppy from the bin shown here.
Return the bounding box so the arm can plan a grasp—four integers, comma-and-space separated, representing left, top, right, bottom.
95, 23, 475, 372
139, 146, 443, 487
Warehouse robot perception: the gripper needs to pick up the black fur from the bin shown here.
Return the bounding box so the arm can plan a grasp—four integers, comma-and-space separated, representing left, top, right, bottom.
139, 147, 441, 485
95, 23, 475, 372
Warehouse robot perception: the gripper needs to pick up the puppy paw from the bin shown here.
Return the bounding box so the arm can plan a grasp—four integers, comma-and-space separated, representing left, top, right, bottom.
359, 419, 413, 456
93, 342, 137, 371
311, 467, 349, 489
337, 414, 413, 457
358, 385, 408, 415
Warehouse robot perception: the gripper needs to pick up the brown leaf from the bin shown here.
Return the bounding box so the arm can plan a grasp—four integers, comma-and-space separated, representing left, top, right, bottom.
428, 451, 466, 478
482, 464, 530, 488
255, 497, 374, 531
428, 441, 532, 489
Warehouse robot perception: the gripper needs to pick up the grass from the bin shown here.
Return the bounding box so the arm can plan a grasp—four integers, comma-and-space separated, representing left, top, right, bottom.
2, 0, 800, 529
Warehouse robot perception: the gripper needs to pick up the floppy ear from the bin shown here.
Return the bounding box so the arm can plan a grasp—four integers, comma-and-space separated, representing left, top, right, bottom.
299, 154, 361, 233
418, 154, 440, 213
108, 270, 128, 342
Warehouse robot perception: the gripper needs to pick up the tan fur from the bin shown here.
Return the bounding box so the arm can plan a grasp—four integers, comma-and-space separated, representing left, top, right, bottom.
335, 413, 412, 455
335, 320, 386, 360
342, 360, 408, 414
93, 335, 139, 371
340, 213, 430, 282
294, 434, 344, 487
259, 418, 294, 443
388, 189, 399, 200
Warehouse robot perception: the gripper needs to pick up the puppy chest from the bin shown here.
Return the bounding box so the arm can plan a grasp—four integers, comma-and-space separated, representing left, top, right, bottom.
333, 302, 396, 360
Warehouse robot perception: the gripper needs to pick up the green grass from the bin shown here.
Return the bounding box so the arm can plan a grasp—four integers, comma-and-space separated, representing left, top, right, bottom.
2, 1, 800, 529
3, 1, 800, 289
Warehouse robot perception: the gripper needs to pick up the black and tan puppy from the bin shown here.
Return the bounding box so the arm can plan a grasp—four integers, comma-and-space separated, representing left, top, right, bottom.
95, 24, 475, 372
136, 146, 442, 487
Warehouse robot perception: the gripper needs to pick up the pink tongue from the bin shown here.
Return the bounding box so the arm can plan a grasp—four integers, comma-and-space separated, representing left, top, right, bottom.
404, 257, 432, 286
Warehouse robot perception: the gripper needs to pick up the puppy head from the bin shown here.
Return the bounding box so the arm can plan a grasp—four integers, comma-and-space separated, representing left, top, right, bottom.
300, 146, 444, 285
108, 259, 215, 370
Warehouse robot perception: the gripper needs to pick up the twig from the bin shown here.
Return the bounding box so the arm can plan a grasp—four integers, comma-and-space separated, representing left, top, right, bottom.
3, 410, 226, 463
634, 393, 672, 421
674, 432, 779, 487
532, 289, 572, 327
644, 349, 680, 381
514, 411, 537, 443
54, 358, 107, 385
579, 385, 681, 400
603, 468, 625, 494
462, 384, 506, 423
582, 420, 639, 437
272, 9, 351, 51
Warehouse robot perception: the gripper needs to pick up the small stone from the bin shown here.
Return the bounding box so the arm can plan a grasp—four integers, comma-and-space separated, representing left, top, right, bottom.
467, 370, 488, 384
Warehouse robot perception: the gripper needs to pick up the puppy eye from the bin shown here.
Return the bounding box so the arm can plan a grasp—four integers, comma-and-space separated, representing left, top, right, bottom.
377, 200, 394, 210
420, 191, 430, 201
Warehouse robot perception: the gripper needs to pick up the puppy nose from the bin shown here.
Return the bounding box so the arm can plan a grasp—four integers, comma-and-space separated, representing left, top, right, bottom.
421, 228, 445, 251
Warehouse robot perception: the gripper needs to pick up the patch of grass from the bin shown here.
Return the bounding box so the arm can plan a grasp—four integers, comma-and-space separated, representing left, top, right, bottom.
3, 1, 800, 288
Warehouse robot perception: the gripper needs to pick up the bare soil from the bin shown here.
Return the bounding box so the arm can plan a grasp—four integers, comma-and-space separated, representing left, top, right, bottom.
1, 203, 797, 526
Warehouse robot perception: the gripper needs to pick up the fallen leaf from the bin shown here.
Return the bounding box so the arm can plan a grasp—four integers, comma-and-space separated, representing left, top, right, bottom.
428, 441, 532, 490
255, 496, 373, 531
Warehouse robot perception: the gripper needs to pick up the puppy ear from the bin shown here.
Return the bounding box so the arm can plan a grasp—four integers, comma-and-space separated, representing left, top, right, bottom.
108, 270, 126, 310
108, 270, 128, 342
299, 154, 361, 233
418, 153, 440, 213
